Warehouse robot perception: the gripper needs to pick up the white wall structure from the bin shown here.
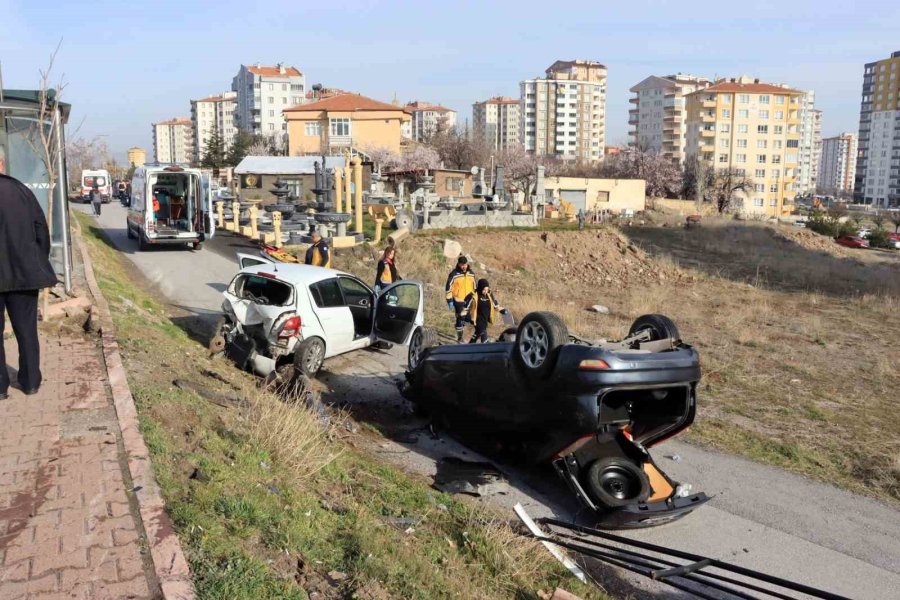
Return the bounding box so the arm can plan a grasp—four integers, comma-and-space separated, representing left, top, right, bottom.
232, 63, 305, 139
152, 118, 193, 164
819, 133, 857, 193
629, 74, 711, 164
191, 92, 237, 161
520, 60, 607, 162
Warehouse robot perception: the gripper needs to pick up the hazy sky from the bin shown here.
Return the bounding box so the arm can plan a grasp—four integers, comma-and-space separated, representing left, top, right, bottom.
2, 0, 897, 160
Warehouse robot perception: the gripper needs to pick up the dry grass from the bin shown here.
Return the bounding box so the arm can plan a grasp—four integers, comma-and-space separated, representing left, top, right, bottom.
246, 380, 340, 483
334, 221, 900, 504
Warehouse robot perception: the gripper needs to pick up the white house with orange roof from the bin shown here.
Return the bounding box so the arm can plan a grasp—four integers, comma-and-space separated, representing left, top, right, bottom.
231, 63, 306, 137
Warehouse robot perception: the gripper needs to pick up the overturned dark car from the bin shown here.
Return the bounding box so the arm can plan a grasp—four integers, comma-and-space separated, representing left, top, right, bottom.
402, 311, 709, 528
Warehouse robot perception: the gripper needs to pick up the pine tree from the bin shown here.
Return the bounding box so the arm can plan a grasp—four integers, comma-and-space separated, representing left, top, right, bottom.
200, 122, 226, 172
226, 130, 254, 167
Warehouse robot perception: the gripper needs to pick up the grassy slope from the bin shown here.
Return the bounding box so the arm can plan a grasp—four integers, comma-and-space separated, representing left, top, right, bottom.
330, 219, 900, 505
76, 212, 601, 600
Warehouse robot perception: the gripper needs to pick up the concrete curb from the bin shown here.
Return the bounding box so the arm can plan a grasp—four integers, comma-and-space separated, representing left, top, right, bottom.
74, 219, 196, 599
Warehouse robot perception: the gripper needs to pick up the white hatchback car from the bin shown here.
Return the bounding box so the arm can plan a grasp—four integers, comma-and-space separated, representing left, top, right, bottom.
211, 253, 424, 378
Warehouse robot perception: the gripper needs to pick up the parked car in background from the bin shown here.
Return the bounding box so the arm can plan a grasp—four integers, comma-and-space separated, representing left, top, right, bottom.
212, 256, 425, 379
888, 233, 900, 249
835, 235, 869, 249
856, 228, 872, 239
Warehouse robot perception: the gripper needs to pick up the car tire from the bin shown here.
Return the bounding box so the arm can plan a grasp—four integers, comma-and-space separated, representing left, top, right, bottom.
126, 224, 135, 239
138, 235, 149, 251
408, 326, 438, 371
208, 317, 229, 357
294, 337, 325, 378
584, 457, 652, 509
628, 314, 680, 341
514, 311, 568, 378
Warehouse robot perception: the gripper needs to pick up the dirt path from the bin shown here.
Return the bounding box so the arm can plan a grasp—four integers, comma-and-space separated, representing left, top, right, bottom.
80, 203, 900, 599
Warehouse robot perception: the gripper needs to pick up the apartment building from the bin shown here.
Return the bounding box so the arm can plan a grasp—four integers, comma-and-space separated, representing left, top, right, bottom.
685, 76, 803, 217
191, 91, 237, 161
472, 96, 521, 151
283, 93, 411, 155
402, 101, 457, 142
231, 63, 305, 137
126, 147, 146, 168
152, 118, 193, 164
796, 92, 822, 193
520, 60, 607, 161
628, 74, 711, 164
853, 50, 900, 207
819, 133, 858, 193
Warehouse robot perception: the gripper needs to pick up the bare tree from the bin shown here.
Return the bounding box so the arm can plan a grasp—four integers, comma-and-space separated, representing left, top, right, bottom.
65, 136, 109, 195
23, 40, 67, 311
706, 168, 753, 213
871, 210, 885, 230
498, 144, 541, 195
428, 129, 490, 170
889, 210, 900, 233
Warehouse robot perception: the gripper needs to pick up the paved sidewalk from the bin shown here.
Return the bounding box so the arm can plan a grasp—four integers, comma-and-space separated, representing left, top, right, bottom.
0, 334, 160, 599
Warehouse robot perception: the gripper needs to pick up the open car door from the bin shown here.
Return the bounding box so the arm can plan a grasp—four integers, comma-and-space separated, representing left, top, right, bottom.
236, 252, 274, 270
199, 173, 216, 240
373, 281, 424, 346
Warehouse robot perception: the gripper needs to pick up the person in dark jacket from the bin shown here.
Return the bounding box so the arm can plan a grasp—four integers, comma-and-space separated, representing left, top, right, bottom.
90, 185, 102, 216
445, 256, 476, 342
460, 279, 505, 343
304, 231, 331, 267
0, 146, 59, 400
374, 246, 400, 294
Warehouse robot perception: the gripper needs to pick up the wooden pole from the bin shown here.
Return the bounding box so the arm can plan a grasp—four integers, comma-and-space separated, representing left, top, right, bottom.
334, 165, 343, 214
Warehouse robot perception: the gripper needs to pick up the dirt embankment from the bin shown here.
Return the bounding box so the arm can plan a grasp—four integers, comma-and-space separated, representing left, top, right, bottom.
450, 229, 689, 289
775, 227, 859, 258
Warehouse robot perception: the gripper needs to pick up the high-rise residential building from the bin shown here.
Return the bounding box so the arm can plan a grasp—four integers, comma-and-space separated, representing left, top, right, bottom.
126, 147, 146, 168
819, 133, 858, 193
402, 102, 457, 142
685, 75, 803, 217
520, 60, 607, 161
472, 96, 521, 151
796, 92, 822, 193
191, 92, 237, 162
231, 63, 305, 137
628, 74, 711, 164
152, 119, 193, 164
853, 50, 900, 207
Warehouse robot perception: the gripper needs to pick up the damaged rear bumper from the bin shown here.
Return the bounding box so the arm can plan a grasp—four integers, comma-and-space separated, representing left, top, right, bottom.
552, 452, 710, 529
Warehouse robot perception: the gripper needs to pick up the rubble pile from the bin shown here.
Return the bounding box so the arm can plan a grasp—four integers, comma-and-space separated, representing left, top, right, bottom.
776, 228, 857, 257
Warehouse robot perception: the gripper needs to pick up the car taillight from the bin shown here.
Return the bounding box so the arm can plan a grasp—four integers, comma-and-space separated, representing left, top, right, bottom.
278, 316, 301, 339
578, 359, 610, 371
147, 220, 156, 233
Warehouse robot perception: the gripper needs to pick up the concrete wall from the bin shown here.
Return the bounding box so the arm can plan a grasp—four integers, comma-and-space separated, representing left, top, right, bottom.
421, 208, 537, 230
544, 176, 646, 212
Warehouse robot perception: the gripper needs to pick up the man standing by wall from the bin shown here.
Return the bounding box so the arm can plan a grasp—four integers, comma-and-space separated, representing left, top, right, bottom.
0, 145, 58, 400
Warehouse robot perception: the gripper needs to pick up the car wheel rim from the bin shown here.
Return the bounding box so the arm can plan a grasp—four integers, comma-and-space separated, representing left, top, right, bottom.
409, 330, 422, 369
305, 343, 323, 372
597, 466, 640, 501
519, 321, 548, 368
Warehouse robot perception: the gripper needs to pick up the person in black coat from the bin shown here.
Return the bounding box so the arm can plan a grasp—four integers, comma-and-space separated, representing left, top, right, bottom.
0, 146, 59, 400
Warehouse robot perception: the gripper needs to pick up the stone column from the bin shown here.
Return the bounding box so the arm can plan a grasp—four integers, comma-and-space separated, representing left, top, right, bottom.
374, 218, 384, 244
334, 166, 343, 213
216, 201, 224, 228
272, 211, 282, 248
353, 156, 363, 234
344, 164, 353, 215
337, 222, 347, 237
231, 201, 240, 231
249, 205, 258, 239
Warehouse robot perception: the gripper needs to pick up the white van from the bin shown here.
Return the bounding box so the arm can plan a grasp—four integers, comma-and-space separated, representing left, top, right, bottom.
81, 169, 111, 202
127, 165, 215, 250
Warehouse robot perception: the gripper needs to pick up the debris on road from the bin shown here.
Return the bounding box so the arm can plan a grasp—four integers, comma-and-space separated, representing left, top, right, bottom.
433, 457, 509, 497
587, 304, 610, 314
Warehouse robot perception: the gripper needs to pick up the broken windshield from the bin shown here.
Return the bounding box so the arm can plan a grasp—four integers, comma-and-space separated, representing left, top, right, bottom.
232, 274, 293, 306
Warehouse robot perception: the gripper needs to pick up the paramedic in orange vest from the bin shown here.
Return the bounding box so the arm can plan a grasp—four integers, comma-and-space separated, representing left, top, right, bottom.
445, 255, 476, 342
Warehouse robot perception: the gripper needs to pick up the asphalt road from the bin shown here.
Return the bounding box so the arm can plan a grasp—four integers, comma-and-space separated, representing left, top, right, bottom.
81, 202, 900, 599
